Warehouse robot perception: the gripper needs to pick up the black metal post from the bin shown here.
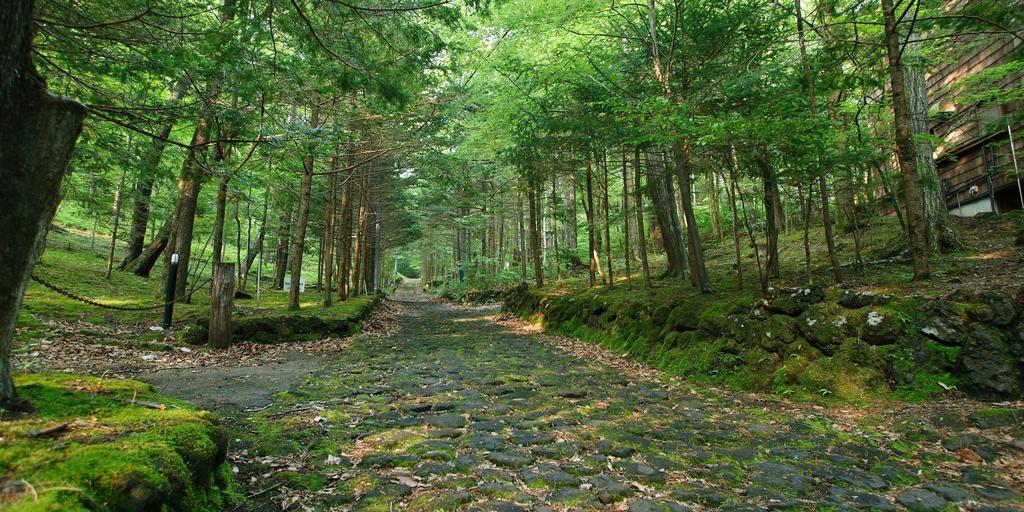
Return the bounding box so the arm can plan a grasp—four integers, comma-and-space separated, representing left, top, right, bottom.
162, 253, 179, 328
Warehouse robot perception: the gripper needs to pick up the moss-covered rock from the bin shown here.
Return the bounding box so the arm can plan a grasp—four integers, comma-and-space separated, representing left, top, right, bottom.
837, 290, 891, 309
796, 303, 855, 354
918, 300, 965, 346
501, 282, 1023, 402
861, 308, 903, 346
0, 373, 237, 511
753, 314, 798, 352
960, 325, 1023, 397
764, 286, 825, 316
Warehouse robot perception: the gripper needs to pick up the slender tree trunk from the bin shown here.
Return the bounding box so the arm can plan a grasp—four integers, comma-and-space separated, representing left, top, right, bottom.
725, 149, 744, 289
212, 175, 229, 267
798, 183, 813, 284
755, 149, 781, 278
708, 168, 722, 240
106, 168, 127, 279
881, 0, 929, 279
566, 172, 578, 250
287, 97, 320, 308
633, 148, 652, 288
323, 156, 338, 307
672, 140, 710, 292
517, 186, 527, 281
551, 177, 561, 280
602, 156, 614, 288
622, 148, 633, 289
273, 198, 291, 290
794, 0, 843, 284
584, 159, 598, 286
239, 194, 268, 289
338, 145, 355, 300
527, 183, 544, 288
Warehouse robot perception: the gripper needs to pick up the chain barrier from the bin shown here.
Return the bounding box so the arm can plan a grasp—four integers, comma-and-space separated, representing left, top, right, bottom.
29, 273, 211, 312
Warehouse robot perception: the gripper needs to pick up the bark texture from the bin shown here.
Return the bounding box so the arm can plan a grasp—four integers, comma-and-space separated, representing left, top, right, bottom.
1, 0, 88, 403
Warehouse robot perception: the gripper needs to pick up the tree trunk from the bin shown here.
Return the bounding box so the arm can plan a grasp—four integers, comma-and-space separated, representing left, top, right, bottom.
273, 200, 291, 290
208, 262, 234, 349
120, 119, 175, 268
337, 150, 354, 301
645, 149, 688, 278
212, 174, 229, 267
633, 148, 653, 288
550, 177, 561, 280
106, 168, 127, 279
287, 96, 320, 309
168, 121, 208, 302
517, 186, 527, 281
708, 168, 722, 240
622, 148, 633, 289
527, 183, 544, 288
602, 157, 614, 288
127, 219, 172, 277
323, 156, 338, 307
906, 43, 958, 252
724, 148, 744, 289
566, 172, 578, 250
1, 0, 87, 404
672, 140, 710, 292
755, 148, 781, 278
881, 0, 930, 279
584, 159, 598, 286
239, 196, 268, 289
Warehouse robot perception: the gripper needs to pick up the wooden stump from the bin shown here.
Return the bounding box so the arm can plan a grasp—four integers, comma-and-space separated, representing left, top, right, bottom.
209, 263, 234, 348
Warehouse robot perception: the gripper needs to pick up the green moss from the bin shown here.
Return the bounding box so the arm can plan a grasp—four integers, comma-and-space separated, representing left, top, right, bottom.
279, 470, 328, 491
0, 373, 233, 512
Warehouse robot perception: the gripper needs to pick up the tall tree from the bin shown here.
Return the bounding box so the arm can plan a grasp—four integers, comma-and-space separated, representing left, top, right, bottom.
1, 0, 87, 405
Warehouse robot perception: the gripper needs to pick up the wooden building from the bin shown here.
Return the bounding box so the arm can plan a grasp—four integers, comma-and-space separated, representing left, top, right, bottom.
928, 32, 1023, 216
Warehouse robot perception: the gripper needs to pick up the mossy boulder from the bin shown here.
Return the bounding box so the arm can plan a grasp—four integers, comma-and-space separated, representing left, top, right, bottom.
918, 300, 966, 346
790, 339, 890, 401
838, 290, 890, 309
970, 291, 1018, 326
665, 304, 700, 332
765, 286, 825, 316
861, 308, 903, 346
698, 313, 753, 345
960, 325, 1024, 397
0, 373, 237, 511
753, 314, 798, 352
796, 303, 855, 354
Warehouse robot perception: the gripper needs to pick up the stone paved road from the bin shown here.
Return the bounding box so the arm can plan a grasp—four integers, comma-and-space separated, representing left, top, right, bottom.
236, 298, 1023, 512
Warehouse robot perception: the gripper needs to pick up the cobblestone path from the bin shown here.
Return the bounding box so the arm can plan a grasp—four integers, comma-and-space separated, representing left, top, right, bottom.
234, 298, 1023, 512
